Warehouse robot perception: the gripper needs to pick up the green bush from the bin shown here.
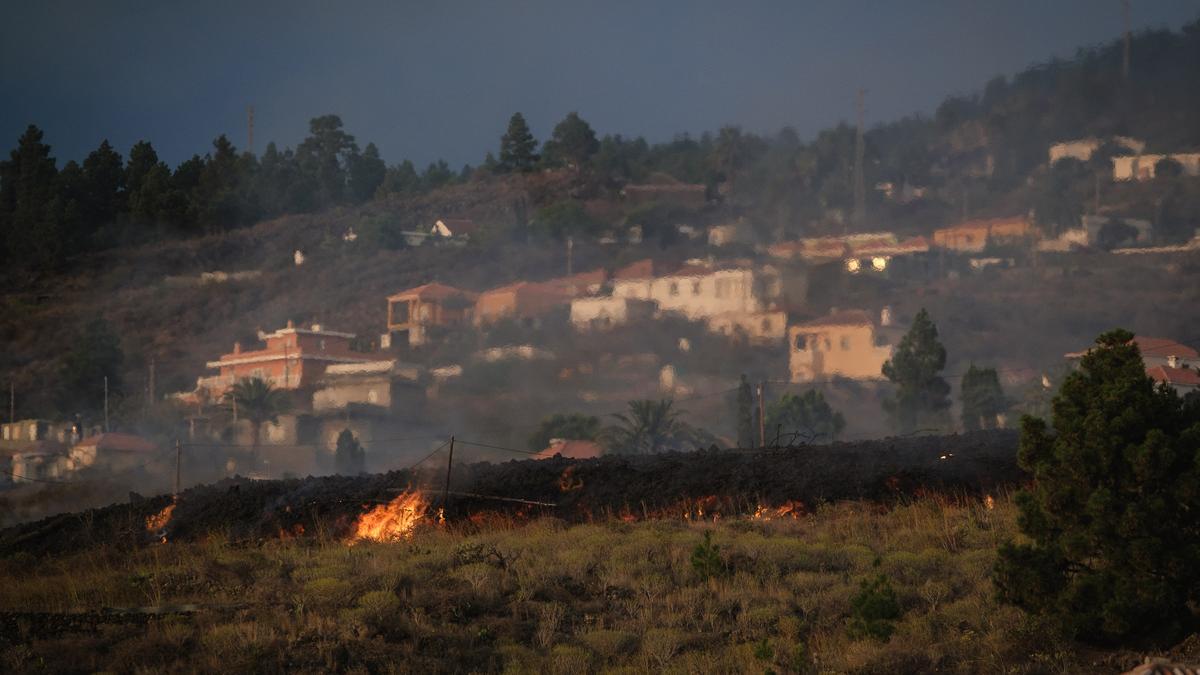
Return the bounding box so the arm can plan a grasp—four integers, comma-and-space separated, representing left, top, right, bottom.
690, 531, 725, 581
847, 574, 902, 642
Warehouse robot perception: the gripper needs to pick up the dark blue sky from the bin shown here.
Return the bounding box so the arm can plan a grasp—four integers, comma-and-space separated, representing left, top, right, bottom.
3, 1, 1197, 168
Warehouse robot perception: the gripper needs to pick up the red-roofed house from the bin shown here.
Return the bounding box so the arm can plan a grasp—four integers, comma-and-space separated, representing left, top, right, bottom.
1065, 335, 1197, 371
933, 217, 1036, 252
612, 258, 658, 280
788, 309, 896, 383
1146, 365, 1200, 396
198, 321, 372, 400
474, 281, 575, 326
386, 283, 478, 347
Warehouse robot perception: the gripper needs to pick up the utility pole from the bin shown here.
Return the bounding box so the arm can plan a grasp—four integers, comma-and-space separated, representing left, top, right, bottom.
442, 436, 455, 509
103, 376, 110, 432
8, 382, 13, 425
284, 343, 290, 389
852, 88, 867, 232
566, 236, 574, 276
174, 438, 181, 497
148, 358, 156, 411
247, 105, 255, 154
1094, 173, 1102, 214
961, 183, 969, 221
1122, 0, 1131, 81
757, 382, 766, 448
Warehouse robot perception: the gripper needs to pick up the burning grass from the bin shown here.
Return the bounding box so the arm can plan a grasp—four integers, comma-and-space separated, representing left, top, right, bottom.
0, 491, 1169, 673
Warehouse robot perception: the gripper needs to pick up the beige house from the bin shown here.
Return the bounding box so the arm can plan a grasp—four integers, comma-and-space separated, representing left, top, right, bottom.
1048, 137, 1144, 164
1112, 153, 1200, 181
611, 264, 782, 321
706, 310, 788, 344
570, 296, 656, 330
788, 310, 894, 383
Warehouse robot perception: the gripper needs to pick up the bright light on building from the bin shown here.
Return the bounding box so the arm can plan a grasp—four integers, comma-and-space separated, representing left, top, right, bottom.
871, 256, 888, 271
845, 258, 861, 273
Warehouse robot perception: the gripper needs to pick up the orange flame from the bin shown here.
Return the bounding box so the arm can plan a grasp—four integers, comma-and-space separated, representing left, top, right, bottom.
146, 501, 176, 533
751, 500, 806, 521
351, 491, 429, 542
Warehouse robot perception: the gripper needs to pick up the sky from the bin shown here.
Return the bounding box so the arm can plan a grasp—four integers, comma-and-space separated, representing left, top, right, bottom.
2, 0, 1198, 169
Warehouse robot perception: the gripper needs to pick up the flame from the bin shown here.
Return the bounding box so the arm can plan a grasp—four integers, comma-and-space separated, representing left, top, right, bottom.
751, 500, 806, 521
558, 466, 584, 492
145, 501, 176, 537
351, 491, 429, 542
984, 494, 995, 511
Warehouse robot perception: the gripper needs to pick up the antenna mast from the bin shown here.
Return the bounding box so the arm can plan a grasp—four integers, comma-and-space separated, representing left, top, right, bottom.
1122, 0, 1131, 80
247, 105, 255, 153
852, 88, 866, 231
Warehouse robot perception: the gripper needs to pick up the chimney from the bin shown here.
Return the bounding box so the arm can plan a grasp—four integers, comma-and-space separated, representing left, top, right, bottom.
233, 342, 242, 354
286, 319, 295, 329
1168, 355, 1179, 368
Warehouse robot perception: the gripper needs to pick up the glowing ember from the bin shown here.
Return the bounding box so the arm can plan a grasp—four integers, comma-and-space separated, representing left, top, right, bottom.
351, 491, 429, 542
984, 495, 995, 511
145, 501, 176, 533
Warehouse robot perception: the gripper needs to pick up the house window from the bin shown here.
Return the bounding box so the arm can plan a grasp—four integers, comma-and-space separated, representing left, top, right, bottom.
761, 318, 772, 332
692, 281, 701, 295
840, 335, 851, 350
669, 282, 679, 296
824, 338, 832, 351
794, 334, 807, 351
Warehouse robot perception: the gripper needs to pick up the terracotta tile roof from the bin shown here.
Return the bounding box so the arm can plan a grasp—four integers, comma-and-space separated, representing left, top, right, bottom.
1065, 336, 1199, 361
74, 432, 157, 453
1135, 336, 1199, 360
387, 283, 477, 302
613, 259, 657, 280
534, 439, 605, 460
1147, 365, 1200, 387
793, 309, 875, 329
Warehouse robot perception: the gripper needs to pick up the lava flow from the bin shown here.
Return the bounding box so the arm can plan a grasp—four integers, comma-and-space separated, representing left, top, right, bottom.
351, 491, 429, 542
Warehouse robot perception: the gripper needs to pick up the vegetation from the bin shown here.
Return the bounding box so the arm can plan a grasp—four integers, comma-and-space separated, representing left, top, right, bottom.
222, 377, 292, 464
959, 364, 1008, 431
526, 413, 602, 453
1, 492, 1153, 672
994, 329, 1200, 645
602, 399, 700, 454
498, 112, 539, 173
764, 390, 846, 444
55, 318, 124, 420
334, 428, 366, 475
882, 309, 951, 433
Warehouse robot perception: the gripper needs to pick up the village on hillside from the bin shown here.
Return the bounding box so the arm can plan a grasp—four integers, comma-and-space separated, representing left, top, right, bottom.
4, 134, 1198, 485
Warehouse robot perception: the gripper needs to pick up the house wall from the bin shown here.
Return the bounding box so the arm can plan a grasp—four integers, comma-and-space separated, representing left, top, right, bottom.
570, 297, 655, 330
932, 225, 990, 252
706, 311, 788, 343
1113, 153, 1200, 181
788, 324, 892, 383
612, 268, 775, 320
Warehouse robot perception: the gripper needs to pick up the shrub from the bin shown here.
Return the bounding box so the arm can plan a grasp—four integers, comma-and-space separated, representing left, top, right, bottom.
847, 574, 902, 642
690, 531, 725, 581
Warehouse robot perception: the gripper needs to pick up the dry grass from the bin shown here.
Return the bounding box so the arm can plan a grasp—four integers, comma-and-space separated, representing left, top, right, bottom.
0, 493, 1118, 673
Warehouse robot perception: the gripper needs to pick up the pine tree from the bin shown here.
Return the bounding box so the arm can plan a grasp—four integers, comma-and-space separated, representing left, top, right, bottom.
544, 111, 599, 170
993, 329, 1200, 644
881, 308, 950, 432
499, 112, 538, 172
959, 364, 1007, 430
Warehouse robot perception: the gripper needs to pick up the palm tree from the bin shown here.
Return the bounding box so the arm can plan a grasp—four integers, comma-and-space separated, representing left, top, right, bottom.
223, 377, 292, 465
603, 399, 695, 455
